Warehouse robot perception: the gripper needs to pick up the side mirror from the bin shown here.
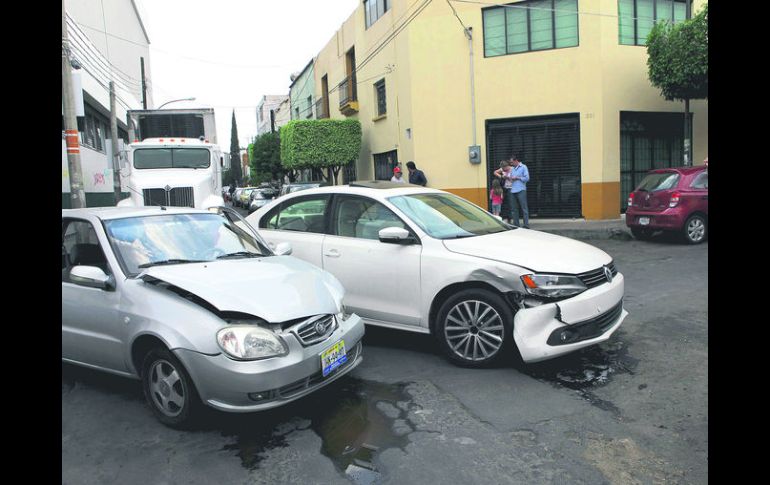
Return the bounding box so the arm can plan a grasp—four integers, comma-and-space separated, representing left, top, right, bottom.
274, 242, 292, 256
379, 227, 414, 244
70, 265, 114, 290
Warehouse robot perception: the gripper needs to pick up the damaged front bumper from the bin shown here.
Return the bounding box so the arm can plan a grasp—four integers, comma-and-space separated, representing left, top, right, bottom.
513, 274, 628, 363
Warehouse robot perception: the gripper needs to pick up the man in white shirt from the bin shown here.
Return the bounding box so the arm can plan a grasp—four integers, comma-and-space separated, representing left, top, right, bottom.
391, 166, 405, 183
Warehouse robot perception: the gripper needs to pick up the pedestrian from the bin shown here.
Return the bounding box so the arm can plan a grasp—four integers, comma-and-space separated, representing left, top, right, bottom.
228, 183, 236, 204
493, 160, 513, 223
406, 161, 427, 186
506, 155, 530, 228
391, 166, 406, 183
489, 179, 503, 217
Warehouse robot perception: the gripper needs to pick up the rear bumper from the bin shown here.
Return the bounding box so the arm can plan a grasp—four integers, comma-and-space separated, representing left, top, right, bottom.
626, 208, 685, 230
513, 274, 627, 363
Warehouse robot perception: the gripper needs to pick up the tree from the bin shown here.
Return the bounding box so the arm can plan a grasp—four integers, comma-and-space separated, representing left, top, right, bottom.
229, 111, 243, 184
647, 3, 708, 165
280, 119, 362, 184
249, 132, 286, 183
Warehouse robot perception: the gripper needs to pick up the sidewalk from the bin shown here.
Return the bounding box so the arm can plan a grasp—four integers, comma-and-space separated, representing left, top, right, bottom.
525, 215, 633, 241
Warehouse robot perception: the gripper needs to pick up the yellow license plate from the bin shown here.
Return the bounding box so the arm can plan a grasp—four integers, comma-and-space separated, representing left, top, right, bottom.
321, 340, 347, 377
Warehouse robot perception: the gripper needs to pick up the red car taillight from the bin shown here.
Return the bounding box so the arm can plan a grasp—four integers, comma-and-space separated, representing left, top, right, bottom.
669, 192, 681, 208
627, 192, 635, 208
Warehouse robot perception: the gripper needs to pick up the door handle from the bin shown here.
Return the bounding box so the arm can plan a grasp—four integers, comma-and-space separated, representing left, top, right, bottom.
324, 249, 340, 258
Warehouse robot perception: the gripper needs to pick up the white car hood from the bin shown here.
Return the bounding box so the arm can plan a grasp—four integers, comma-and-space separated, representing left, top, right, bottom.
141, 256, 342, 322
442, 229, 612, 274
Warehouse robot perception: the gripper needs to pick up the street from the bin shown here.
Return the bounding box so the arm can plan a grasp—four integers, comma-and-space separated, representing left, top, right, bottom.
62, 236, 707, 485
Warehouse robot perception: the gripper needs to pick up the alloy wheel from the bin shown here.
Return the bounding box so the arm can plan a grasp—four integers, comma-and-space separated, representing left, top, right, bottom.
444, 300, 505, 362
149, 359, 186, 417
687, 217, 705, 243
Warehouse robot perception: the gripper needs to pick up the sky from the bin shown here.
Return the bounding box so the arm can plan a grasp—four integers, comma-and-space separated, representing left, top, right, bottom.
137, 0, 360, 150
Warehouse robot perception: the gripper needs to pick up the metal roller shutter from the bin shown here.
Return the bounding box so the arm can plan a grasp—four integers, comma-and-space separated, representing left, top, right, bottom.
486, 114, 582, 218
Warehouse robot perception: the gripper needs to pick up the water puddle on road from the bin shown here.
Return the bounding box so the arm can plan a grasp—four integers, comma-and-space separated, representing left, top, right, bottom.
518, 339, 638, 416
221, 378, 415, 484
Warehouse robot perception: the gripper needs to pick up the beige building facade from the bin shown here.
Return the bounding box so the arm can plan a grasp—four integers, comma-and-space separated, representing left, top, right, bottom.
311, 0, 707, 219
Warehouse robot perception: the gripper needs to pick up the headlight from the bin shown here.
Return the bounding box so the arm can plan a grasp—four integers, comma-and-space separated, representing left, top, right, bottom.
521, 274, 587, 299
216, 326, 288, 360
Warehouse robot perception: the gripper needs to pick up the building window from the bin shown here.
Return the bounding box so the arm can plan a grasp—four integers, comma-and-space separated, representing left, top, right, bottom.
618, 0, 688, 46
365, 0, 389, 29
483, 0, 578, 58
295, 106, 300, 119
80, 105, 108, 152
307, 96, 313, 118
374, 79, 386, 117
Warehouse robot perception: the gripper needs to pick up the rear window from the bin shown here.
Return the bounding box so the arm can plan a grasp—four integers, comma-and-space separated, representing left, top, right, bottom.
636, 172, 680, 192
689, 171, 708, 189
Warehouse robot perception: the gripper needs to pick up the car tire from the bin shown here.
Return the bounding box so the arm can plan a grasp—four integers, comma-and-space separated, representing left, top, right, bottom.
435, 288, 514, 368
630, 227, 654, 240
683, 214, 707, 244
141, 347, 201, 428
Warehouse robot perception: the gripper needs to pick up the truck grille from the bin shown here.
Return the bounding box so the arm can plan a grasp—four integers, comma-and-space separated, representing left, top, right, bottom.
291, 314, 337, 346
577, 261, 618, 289
142, 187, 195, 207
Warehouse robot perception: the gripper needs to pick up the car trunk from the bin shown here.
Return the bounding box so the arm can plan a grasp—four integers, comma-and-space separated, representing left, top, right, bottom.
630, 171, 680, 213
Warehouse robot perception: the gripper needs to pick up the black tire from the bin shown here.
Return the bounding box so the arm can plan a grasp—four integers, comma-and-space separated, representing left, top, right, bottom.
141, 347, 201, 428
631, 227, 654, 240
682, 214, 707, 244
435, 288, 514, 368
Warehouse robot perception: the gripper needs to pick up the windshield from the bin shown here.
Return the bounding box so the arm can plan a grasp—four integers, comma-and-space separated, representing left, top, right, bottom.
104, 213, 271, 276
134, 148, 211, 169
388, 193, 510, 239
636, 172, 680, 192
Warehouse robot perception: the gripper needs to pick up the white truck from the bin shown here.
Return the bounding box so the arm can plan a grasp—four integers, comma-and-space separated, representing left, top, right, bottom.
118, 108, 228, 209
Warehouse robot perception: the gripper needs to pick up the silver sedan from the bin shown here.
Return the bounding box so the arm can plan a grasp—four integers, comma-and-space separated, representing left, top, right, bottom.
62, 206, 364, 428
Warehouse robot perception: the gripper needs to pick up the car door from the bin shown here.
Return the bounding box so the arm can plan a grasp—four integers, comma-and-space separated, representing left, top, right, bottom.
61, 218, 127, 372
686, 170, 708, 215
322, 195, 422, 327
256, 194, 331, 268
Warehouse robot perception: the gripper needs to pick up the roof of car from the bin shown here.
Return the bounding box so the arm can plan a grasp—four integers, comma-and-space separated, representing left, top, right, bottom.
650, 165, 707, 175
62, 206, 212, 221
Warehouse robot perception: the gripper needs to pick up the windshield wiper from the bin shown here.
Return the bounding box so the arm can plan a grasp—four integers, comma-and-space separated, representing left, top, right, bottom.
138, 259, 206, 268
449, 233, 477, 239
216, 251, 262, 259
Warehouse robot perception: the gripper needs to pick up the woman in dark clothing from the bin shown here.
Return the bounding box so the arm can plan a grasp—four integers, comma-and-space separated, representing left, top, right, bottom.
494, 160, 512, 223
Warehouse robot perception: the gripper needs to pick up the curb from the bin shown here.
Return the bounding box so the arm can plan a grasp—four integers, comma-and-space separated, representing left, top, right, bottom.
537, 227, 634, 241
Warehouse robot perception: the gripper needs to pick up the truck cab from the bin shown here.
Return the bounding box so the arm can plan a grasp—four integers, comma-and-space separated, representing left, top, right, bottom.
118, 137, 225, 209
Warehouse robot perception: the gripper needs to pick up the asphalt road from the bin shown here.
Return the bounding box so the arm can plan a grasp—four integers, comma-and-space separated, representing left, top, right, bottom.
62, 234, 708, 485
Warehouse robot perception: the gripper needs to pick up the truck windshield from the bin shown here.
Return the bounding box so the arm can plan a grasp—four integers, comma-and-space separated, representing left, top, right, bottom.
134, 148, 211, 169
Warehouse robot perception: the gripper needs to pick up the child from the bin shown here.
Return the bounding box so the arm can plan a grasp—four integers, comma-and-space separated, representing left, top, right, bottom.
490, 179, 503, 216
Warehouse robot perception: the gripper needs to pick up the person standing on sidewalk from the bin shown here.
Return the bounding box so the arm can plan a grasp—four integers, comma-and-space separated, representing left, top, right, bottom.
406, 161, 428, 186
493, 160, 513, 223
507, 155, 530, 228
391, 166, 406, 183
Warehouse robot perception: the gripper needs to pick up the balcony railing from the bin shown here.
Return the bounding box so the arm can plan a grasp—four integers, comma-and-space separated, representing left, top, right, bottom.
315, 98, 329, 119
338, 74, 358, 114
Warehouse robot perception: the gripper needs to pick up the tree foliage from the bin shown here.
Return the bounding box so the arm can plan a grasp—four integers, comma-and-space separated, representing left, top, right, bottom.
647, 3, 708, 102
280, 119, 362, 183
249, 133, 284, 183
229, 111, 243, 185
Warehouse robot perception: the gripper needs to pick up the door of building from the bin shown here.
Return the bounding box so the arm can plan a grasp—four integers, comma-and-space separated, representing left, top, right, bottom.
373, 150, 398, 181
486, 114, 582, 218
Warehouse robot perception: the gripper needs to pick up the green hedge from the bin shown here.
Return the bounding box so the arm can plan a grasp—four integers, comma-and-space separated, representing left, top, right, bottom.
280, 119, 361, 171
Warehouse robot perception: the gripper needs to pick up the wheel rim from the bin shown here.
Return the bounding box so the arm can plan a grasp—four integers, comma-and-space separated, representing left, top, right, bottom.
444, 300, 505, 362
687, 218, 705, 242
149, 359, 186, 417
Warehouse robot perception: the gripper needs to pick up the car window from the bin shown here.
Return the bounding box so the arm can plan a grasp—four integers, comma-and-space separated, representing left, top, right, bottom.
62, 219, 110, 281
264, 195, 330, 233
689, 171, 708, 189
334, 197, 407, 240
636, 172, 680, 192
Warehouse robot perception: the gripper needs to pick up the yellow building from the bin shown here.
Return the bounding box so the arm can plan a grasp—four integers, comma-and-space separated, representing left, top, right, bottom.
311, 0, 707, 219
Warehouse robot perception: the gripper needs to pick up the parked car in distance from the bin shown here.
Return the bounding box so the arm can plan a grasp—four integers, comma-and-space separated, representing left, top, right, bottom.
625, 165, 708, 244
249, 188, 278, 214
222, 186, 231, 203
62, 206, 364, 427
279, 182, 328, 198
238, 187, 257, 208
246, 182, 627, 367
232, 188, 244, 207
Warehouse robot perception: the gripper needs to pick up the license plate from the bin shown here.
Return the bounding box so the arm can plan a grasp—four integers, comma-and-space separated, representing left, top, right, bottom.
321, 340, 348, 377
638, 217, 650, 225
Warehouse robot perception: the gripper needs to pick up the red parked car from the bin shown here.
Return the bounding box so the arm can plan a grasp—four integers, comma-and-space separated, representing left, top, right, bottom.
625, 166, 708, 244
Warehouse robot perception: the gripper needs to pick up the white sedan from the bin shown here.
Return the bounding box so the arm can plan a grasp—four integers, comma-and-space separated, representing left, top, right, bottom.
245, 182, 628, 367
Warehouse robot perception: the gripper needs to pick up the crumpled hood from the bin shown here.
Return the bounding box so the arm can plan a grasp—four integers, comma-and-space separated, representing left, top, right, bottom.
141, 256, 343, 322
443, 229, 612, 274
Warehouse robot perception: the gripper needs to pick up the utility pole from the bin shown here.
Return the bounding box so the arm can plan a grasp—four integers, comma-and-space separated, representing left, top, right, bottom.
62, 0, 86, 208
683, 0, 693, 166
270, 109, 275, 133
140, 57, 147, 109
109, 81, 121, 205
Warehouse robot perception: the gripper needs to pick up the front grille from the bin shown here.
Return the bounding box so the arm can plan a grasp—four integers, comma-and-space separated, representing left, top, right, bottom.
248, 342, 362, 402
547, 301, 624, 346
292, 314, 337, 346
142, 187, 195, 207
577, 261, 618, 289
